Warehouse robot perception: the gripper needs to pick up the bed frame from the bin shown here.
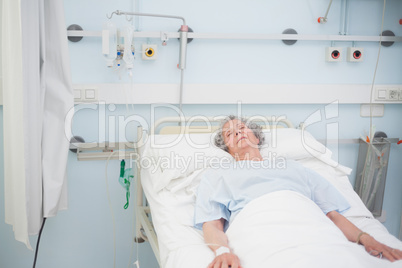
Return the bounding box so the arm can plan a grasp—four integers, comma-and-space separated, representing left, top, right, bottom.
133, 116, 295, 266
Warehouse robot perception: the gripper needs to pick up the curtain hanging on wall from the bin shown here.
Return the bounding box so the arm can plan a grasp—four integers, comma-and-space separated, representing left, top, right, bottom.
1, 0, 73, 249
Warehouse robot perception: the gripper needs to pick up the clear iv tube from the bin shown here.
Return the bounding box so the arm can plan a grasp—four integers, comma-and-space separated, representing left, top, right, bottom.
123, 25, 135, 75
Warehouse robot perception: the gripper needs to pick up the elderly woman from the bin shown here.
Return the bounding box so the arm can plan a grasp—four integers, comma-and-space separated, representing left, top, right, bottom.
194, 115, 402, 268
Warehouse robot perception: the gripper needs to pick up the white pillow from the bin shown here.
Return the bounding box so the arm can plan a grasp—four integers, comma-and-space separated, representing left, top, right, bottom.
261, 128, 332, 160
141, 128, 351, 193
141, 133, 232, 192
261, 128, 352, 175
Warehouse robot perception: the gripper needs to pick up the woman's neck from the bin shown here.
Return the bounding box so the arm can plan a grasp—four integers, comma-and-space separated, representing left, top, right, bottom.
232, 148, 263, 161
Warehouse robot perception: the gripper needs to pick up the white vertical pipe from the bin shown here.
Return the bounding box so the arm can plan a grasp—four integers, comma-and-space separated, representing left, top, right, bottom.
135, 125, 144, 240
339, 0, 349, 35
134, 0, 141, 31
178, 26, 188, 112
178, 30, 188, 70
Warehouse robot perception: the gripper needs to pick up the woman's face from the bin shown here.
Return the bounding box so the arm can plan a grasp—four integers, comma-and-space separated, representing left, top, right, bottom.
222, 119, 260, 156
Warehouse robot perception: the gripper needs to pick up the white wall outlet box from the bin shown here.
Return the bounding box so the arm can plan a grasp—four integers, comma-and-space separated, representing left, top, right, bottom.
376, 88, 387, 100
360, 104, 384, 117
388, 88, 399, 100
73, 86, 98, 102
73, 89, 82, 100
142, 44, 157, 60
325, 47, 342, 62
347, 47, 364, 62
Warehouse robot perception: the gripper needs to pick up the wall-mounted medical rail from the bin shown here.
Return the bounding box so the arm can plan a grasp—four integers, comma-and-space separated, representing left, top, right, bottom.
70, 141, 137, 161
67, 30, 402, 43
70, 138, 400, 161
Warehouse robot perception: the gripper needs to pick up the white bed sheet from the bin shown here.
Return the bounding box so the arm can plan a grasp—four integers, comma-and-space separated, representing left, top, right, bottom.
140, 130, 402, 268
225, 191, 402, 268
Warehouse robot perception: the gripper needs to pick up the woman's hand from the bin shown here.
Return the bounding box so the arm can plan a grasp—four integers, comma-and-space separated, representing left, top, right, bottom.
360, 234, 402, 262
326, 211, 402, 262
203, 219, 243, 268
207, 252, 243, 268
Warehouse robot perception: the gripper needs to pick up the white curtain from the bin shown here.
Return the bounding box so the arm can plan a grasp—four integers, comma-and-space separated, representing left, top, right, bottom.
1, 0, 73, 249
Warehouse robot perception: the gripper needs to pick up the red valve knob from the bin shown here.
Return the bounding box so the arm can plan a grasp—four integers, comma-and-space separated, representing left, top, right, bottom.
317, 17, 327, 24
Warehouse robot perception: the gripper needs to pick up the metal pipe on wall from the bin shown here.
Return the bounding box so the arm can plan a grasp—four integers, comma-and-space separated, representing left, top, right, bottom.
339, 0, 349, 35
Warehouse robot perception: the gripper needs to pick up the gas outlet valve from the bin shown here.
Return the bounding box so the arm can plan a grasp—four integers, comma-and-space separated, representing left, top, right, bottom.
347, 47, 364, 62
325, 47, 343, 62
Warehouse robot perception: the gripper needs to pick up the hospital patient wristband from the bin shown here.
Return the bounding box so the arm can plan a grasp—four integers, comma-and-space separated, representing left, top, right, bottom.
356, 232, 369, 245
215, 246, 230, 256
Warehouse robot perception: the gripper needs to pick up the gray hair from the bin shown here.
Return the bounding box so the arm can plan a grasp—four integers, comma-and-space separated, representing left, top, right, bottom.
214, 115, 265, 152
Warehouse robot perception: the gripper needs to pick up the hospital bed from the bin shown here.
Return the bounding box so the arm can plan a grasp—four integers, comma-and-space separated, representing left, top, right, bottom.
134, 116, 402, 268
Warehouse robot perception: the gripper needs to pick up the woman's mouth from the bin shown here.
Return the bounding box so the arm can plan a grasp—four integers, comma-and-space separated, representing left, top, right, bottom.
237, 137, 246, 143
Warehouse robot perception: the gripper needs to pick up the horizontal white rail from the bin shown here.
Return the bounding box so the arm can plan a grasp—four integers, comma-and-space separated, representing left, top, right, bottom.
72, 84, 402, 105
70, 138, 400, 161
67, 30, 402, 43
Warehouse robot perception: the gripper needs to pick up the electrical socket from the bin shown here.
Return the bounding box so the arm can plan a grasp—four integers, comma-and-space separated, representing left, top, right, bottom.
347, 47, 364, 62
325, 47, 342, 62
73, 86, 98, 102
388, 88, 399, 100
142, 44, 157, 60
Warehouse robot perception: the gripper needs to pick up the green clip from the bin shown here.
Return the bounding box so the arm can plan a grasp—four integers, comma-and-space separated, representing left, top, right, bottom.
118, 160, 134, 209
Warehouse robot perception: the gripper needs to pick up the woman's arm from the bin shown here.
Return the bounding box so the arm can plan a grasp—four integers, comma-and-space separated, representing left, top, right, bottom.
203, 218, 243, 268
327, 211, 402, 262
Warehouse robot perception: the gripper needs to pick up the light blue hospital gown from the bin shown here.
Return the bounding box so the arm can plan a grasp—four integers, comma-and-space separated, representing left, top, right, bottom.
194, 159, 350, 230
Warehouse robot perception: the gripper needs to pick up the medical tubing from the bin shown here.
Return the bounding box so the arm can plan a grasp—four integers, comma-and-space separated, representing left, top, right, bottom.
360, 0, 386, 202
369, 0, 386, 139
111, 9, 188, 111
123, 26, 135, 70
129, 146, 141, 268
324, 0, 333, 21
32, 218, 47, 268
124, 95, 139, 268
105, 151, 118, 268
124, 191, 130, 209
